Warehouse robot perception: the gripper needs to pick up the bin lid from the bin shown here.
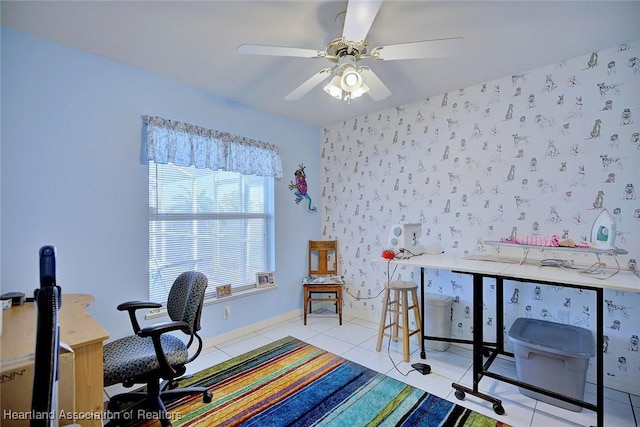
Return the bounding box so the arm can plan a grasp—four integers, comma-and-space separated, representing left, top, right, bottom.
508, 317, 595, 358
424, 293, 453, 306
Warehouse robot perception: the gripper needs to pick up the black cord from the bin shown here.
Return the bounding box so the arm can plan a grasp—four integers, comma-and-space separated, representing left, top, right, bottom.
382, 257, 417, 377
342, 285, 386, 301
398, 248, 422, 258
339, 255, 420, 376
342, 259, 398, 301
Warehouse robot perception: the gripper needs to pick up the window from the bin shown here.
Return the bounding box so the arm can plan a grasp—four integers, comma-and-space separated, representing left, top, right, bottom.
148, 160, 274, 303
143, 115, 282, 303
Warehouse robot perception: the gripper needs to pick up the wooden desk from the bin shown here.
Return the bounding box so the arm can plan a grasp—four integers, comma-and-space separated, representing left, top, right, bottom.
1, 293, 109, 426
381, 253, 640, 427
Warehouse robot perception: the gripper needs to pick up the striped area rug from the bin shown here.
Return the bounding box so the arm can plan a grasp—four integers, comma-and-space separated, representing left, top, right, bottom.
151, 336, 510, 426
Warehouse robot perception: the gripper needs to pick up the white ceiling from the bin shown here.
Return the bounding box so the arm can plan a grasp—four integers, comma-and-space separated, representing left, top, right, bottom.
2, 1, 639, 128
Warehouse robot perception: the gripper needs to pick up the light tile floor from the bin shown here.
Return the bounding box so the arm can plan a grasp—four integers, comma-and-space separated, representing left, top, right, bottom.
107, 313, 640, 427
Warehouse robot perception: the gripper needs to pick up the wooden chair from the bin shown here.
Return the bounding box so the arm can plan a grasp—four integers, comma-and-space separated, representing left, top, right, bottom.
303, 240, 344, 325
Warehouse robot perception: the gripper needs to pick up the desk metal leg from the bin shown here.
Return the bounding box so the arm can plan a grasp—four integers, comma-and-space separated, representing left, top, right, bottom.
472, 273, 483, 393
496, 277, 504, 354
596, 288, 604, 427
420, 267, 426, 359
451, 273, 504, 415
414, 264, 603, 424
454, 275, 603, 425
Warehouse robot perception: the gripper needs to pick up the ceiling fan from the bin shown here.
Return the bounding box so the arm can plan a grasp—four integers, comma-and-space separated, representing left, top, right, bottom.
237, 0, 463, 102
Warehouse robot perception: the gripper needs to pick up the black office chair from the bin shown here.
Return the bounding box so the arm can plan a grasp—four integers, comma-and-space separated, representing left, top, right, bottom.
103, 271, 212, 426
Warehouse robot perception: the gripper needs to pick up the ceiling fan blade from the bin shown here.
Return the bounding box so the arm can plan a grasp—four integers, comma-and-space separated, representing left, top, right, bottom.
284, 68, 334, 101
342, 0, 383, 43
371, 37, 464, 61
237, 44, 324, 59
359, 67, 391, 101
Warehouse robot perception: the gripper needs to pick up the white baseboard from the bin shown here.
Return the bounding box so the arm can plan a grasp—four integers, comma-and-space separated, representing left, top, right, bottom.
201, 309, 302, 349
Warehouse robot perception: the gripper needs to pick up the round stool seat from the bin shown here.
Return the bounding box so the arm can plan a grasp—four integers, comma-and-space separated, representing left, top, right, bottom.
387, 280, 418, 291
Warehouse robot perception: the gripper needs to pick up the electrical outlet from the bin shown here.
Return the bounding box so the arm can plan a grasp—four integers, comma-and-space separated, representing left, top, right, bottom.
223, 306, 231, 319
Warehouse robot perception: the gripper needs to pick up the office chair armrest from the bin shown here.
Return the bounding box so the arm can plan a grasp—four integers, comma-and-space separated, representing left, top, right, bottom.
117, 300, 163, 311
139, 320, 190, 379
138, 320, 189, 337
117, 300, 163, 334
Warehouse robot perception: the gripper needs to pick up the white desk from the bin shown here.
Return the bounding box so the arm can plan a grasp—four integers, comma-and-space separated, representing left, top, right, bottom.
382, 253, 640, 426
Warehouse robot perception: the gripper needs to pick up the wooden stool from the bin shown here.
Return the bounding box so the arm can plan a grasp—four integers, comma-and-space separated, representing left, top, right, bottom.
376, 280, 423, 362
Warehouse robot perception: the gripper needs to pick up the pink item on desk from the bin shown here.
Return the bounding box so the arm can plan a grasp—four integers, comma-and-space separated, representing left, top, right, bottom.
499, 235, 559, 247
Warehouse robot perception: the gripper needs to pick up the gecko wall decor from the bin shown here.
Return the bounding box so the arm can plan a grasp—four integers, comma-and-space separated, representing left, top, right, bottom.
288, 163, 317, 213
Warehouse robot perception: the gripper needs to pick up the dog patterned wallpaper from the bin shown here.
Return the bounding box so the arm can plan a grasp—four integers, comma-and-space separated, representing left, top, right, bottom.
319, 41, 640, 394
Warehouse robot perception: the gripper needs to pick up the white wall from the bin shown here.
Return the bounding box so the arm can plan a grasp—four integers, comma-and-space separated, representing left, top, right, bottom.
322, 41, 640, 394
0, 27, 321, 340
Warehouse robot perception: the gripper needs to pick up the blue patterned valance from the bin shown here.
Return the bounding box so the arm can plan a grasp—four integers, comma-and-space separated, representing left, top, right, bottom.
144, 115, 283, 178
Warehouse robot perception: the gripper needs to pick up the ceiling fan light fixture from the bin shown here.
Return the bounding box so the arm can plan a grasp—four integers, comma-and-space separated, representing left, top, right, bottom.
324, 64, 370, 102
340, 67, 362, 92
323, 75, 343, 99
350, 81, 369, 99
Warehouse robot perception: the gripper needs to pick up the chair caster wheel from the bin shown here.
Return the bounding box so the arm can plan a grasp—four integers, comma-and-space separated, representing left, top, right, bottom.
493, 403, 505, 415
203, 391, 213, 403
454, 390, 465, 401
